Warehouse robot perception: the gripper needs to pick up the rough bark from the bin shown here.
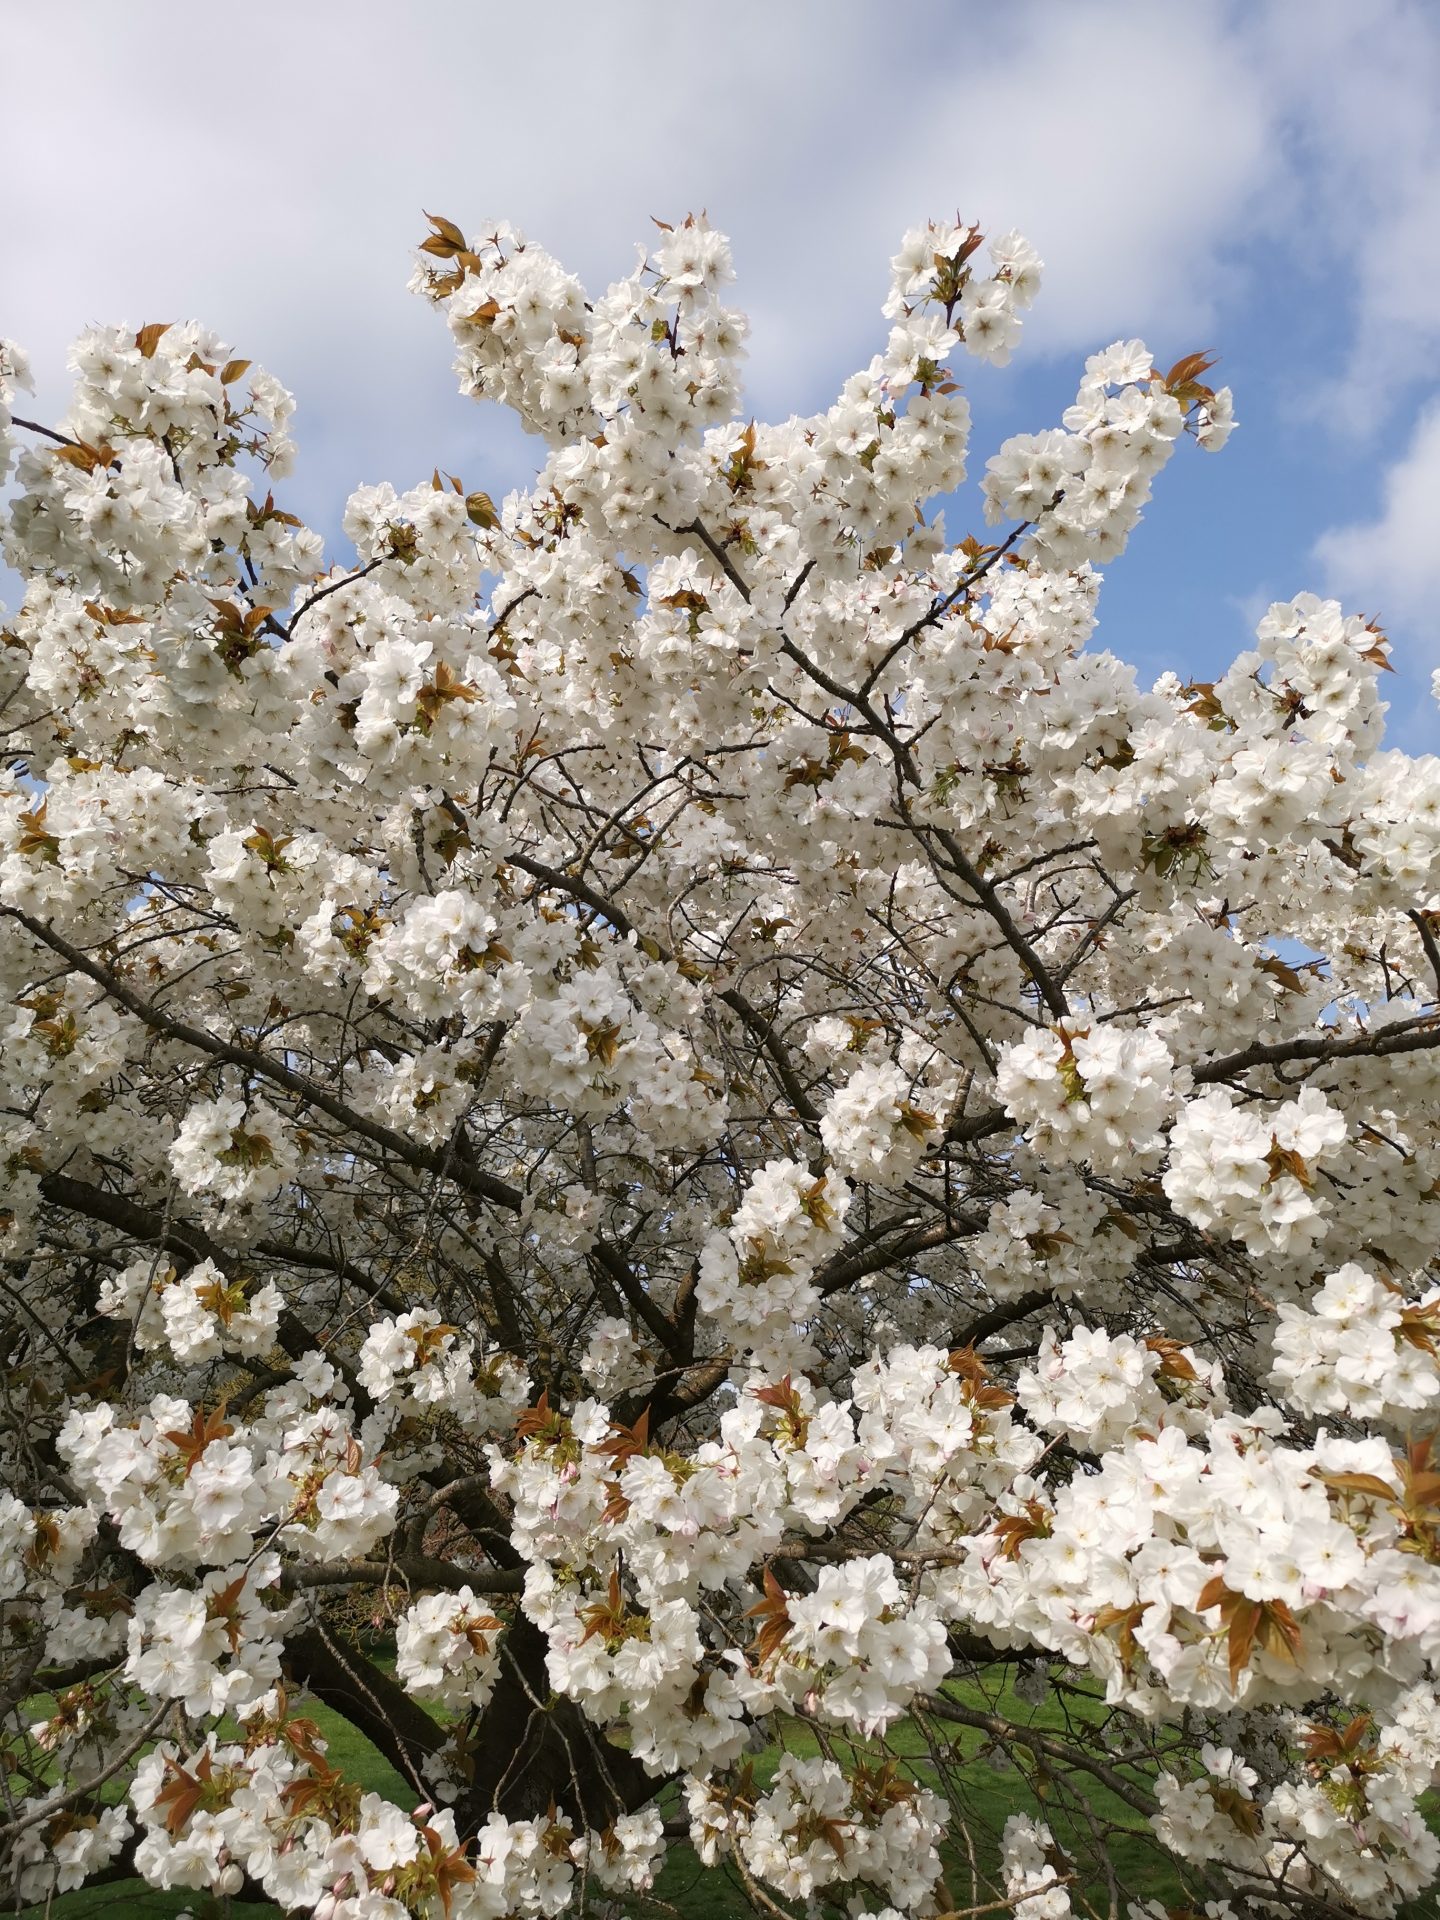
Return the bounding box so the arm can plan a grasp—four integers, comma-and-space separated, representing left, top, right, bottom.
458, 1611, 659, 1829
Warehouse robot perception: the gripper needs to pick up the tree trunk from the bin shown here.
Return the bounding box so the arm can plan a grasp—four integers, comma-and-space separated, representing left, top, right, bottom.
458, 1611, 658, 1830
286, 1612, 659, 1836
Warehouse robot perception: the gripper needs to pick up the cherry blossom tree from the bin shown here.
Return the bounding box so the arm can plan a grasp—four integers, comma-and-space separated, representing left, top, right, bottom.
0, 205, 1437, 1920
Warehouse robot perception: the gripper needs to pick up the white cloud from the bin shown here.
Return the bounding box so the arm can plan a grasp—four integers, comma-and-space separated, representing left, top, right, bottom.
875, 2, 1274, 359
2, 0, 1438, 537
1228, 586, 1276, 642
0, 0, 1285, 518
1242, 0, 1440, 425
1313, 403, 1440, 641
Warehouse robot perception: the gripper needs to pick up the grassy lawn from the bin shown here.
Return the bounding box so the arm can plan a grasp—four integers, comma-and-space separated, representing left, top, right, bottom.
10, 1668, 1181, 1919
643, 1667, 1192, 1920
15, 1670, 1439, 1919
11, 1690, 412, 1920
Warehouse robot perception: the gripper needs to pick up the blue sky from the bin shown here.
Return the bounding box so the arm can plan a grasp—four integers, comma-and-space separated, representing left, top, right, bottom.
5, 0, 1439, 746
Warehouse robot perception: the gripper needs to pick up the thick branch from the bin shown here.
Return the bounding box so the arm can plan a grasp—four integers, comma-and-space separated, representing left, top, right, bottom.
280, 1557, 522, 1594
1195, 1016, 1440, 1083
5, 906, 525, 1213
285, 1624, 445, 1795
947, 1289, 1054, 1351
816, 1215, 987, 1299
460, 1611, 658, 1829
36, 1168, 403, 1311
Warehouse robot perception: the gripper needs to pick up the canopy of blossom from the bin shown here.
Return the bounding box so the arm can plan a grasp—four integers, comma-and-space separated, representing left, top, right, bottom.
0, 207, 1437, 1920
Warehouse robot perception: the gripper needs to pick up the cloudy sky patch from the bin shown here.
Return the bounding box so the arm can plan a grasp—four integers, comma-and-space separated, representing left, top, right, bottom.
4, 0, 1437, 735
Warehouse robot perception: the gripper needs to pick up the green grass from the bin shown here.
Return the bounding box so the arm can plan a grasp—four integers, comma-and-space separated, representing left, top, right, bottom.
13, 1892, 271, 1919
8, 1671, 1176, 1919
11, 1695, 408, 1920
734, 1671, 1190, 1917
14, 1674, 1440, 1920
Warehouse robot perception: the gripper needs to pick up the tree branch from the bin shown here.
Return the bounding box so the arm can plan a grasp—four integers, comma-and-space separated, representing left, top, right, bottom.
6, 907, 523, 1210
1195, 1015, 1440, 1083
285, 1624, 445, 1796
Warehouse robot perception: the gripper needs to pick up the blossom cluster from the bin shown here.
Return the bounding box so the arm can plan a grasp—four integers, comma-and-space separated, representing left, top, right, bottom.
996, 1020, 1177, 1170
358, 1309, 530, 1433
395, 1586, 503, 1711
1270, 1264, 1440, 1421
